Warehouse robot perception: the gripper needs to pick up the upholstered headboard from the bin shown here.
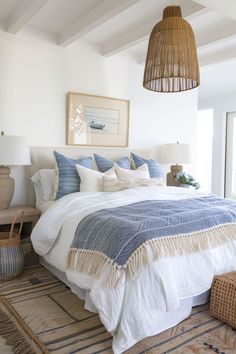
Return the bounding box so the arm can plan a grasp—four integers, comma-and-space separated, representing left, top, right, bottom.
26, 146, 151, 206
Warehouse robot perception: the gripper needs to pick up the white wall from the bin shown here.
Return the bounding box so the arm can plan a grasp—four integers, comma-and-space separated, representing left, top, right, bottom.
0, 28, 198, 205
199, 58, 236, 197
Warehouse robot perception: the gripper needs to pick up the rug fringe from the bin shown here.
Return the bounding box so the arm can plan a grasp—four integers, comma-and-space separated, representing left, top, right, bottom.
0, 308, 35, 354
67, 223, 236, 287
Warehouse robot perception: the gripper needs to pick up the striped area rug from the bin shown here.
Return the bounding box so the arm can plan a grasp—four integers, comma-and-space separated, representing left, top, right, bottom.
0, 265, 235, 354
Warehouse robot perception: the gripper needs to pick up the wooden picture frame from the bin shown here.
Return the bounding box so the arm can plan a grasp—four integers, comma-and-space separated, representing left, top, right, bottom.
66, 92, 130, 147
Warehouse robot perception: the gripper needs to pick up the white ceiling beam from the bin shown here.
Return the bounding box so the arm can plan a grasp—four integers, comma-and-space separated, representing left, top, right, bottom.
200, 48, 236, 66
6, 0, 48, 34
59, 0, 141, 47
198, 33, 236, 65
102, 7, 208, 57
198, 33, 236, 51
193, 0, 236, 21
102, 22, 152, 57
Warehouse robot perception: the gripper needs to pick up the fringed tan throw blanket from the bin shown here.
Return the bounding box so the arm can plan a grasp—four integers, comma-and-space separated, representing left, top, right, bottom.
67, 196, 236, 287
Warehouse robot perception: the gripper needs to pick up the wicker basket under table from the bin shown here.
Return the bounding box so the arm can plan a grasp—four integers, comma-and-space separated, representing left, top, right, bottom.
209, 272, 236, 329
0, 210, 24, 281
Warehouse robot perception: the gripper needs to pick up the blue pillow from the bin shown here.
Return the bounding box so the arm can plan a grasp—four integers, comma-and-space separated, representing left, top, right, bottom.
54, 151, 93, 199
131, 152, 164, 179
94, 154, 131, 172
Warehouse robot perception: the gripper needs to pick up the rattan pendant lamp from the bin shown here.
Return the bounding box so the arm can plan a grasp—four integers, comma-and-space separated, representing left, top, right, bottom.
143, 6, 200, 93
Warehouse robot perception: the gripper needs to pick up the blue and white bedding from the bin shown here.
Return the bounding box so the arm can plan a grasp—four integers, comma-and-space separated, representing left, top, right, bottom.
31, 186, 236, 354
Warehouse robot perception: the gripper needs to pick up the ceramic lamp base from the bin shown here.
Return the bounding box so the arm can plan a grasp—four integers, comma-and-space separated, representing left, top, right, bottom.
0, 166, 15, 210
167, 164, 183, 186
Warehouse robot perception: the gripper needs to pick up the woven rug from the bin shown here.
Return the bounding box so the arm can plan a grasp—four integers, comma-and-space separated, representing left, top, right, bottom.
0, 265, 235, 354
0, 335, 13, 354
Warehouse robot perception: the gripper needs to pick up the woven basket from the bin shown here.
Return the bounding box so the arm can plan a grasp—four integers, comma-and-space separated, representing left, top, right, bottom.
209, 272, 236, 329
0, 210, 24, 281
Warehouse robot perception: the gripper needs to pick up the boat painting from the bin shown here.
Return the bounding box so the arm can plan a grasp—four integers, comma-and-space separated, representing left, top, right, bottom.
88, 121, 105, 130
84, 106, 119, 134
67, 92, 129, 147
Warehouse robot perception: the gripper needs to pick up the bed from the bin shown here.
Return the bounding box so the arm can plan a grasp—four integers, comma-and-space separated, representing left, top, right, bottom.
29, 147, 236, 354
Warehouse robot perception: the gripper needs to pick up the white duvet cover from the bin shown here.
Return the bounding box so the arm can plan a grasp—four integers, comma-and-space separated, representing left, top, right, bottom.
31, 186, 236, 354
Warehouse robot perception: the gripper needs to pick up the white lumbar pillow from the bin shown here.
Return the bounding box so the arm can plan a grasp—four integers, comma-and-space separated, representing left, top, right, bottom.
115, 163, 150, 179
103, 176, 163, 192
76, 164, 116, 192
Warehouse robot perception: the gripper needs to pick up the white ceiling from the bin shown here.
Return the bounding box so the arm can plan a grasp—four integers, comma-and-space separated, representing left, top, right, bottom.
28, 0, 104, 34
194, 0, 236, 21
199, 56, 236, 102
0, 0, 236, 66
0, 0, 20, 20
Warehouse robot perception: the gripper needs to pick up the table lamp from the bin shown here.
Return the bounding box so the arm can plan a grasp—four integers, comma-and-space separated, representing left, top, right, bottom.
161, 142, 192, 186
0, 131, 31, 210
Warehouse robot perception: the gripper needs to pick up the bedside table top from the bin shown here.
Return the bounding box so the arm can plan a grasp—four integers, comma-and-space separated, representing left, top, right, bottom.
0, 206, 40, 225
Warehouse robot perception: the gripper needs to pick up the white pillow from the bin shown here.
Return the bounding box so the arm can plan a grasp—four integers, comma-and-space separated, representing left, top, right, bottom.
31, 169, 55, 207
76, 164, 116, 192
103, 176, 163, 192
115, 163, 150, 179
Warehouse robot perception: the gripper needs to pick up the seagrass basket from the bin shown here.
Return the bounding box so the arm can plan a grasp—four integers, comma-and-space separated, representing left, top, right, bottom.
0, 210, 24, 281
209, 272, 236, 329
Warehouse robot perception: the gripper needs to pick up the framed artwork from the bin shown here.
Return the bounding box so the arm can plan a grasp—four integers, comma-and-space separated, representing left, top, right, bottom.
67, 92, 130, 147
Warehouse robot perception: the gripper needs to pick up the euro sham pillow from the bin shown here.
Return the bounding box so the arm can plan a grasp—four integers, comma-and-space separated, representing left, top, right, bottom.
31, 169, 55, 207
115, 163, 150, 179
76, 164, 116, 192
131, 152, 164, 179
94, 154, 131, 172
103, 176, 163, 192
54, 151, 93, 199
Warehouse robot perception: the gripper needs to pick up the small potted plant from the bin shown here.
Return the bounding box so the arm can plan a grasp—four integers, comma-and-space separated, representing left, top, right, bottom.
175, 172, 200, 189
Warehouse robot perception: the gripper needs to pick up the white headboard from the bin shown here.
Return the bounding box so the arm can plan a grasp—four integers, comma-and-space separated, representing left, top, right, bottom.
26, 146, 151, 206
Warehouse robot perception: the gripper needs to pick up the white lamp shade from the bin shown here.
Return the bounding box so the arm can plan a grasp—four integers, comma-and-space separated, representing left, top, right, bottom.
0, 135, 31, 166
161, 143, 192, 164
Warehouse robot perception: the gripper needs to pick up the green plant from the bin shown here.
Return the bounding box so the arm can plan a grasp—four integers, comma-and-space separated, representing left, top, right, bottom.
175, 172, 200, 189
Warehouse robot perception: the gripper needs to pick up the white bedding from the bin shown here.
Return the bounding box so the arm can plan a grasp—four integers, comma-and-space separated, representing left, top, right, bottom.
31, 186, 236, 354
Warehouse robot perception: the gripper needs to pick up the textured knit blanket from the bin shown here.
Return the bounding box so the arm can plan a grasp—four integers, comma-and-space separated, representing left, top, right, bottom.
67, 195, 236, 286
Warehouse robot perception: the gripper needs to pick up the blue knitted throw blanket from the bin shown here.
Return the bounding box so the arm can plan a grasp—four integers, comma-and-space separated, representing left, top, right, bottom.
67, 195, 236, 286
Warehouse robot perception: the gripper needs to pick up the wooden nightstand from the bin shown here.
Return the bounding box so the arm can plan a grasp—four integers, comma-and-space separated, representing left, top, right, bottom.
0, 206, 40, 266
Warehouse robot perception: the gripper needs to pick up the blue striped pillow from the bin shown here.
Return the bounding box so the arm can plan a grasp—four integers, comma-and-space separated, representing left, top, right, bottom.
94, 154, 131, 172
54, 151, 93, 199
131, 152, 164, 179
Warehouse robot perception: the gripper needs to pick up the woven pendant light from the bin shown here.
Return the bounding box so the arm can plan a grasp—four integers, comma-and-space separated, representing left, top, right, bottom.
143, 6, 200, 93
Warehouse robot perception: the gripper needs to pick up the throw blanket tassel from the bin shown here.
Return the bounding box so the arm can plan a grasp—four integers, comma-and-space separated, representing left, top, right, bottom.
67, 223, 236, 288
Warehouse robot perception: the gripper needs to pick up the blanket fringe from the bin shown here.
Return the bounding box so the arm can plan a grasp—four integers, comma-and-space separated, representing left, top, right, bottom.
67, 223, 236, 287
0, 309, 35, 354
